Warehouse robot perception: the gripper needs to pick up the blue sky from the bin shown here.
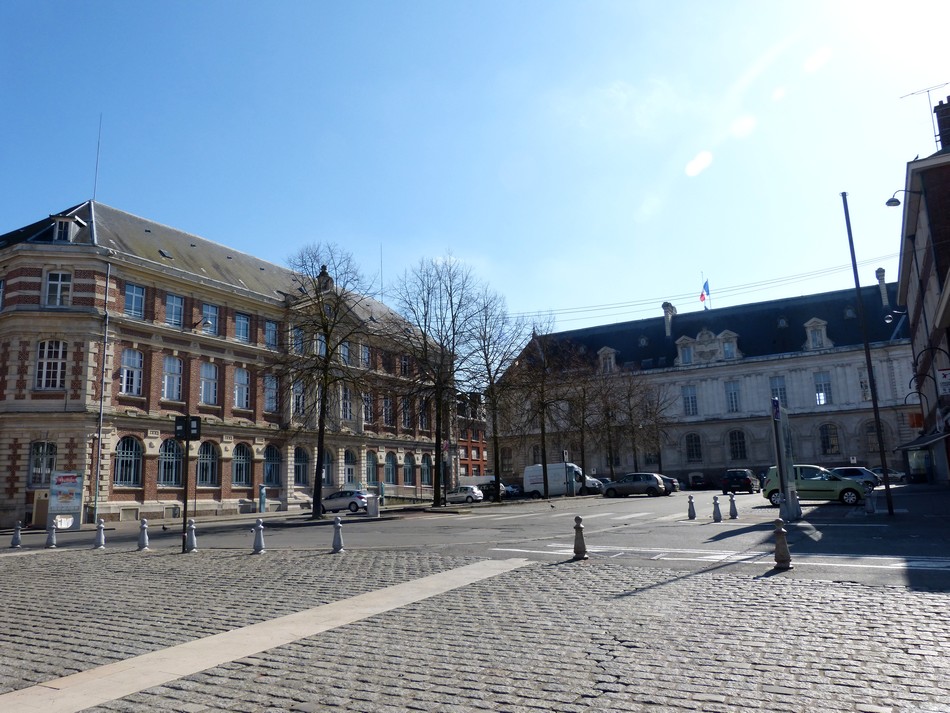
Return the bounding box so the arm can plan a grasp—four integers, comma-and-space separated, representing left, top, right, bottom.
2, 1, 948, 329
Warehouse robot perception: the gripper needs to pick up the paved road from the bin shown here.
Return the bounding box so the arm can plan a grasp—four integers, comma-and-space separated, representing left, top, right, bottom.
2, 485, 950, 712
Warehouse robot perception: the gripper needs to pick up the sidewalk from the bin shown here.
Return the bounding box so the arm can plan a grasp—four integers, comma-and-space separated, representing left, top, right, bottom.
3, 528, 950, 711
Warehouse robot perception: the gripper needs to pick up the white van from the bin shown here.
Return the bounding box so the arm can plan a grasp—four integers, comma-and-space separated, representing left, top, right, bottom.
523, 463, 602, 499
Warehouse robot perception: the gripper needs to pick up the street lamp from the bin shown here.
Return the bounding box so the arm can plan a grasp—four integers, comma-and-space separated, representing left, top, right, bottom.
840, 192, 895, 515
884, 189, 922, 208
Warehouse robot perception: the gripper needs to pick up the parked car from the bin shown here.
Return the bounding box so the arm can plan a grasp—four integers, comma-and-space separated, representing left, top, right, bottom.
659, 475, 680, 495
722, 468, 760, 494
480, 481, 506, 500
321, 489, 369, 514
870, 466, 906, 483
603, 473, 666, 498
445, 485, 484, 504
505, 483, 523, 497
831, 466, 879, 489
688, 473, 711, 489
763, 465, 865, 506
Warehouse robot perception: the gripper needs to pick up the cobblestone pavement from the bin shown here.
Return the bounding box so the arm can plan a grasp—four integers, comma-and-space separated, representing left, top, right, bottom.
2, 545, 950, 713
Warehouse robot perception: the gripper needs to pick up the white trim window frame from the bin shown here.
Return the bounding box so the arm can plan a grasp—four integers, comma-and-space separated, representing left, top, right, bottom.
36, 340, 67, 390
200, 362, 218, 405
45, 271, 71, 307
120, 348, 144, 396
162, 355, 182, 401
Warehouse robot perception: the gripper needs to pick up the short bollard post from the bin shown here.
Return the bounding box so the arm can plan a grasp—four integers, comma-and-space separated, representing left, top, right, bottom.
687, 495, 696, 520
773, 518, 793, 570
864, 486, 876, 514
10, 521, 22, 549
137, 518, 150, 551
712, 496, 722, 523
331, 516, 344, 554
252, 518, 266, 554
573, 515, 589, 561
45, 523, 57, 549
185, 519, 198, 553
93, 519, 106, 549
729, 493, 738, 520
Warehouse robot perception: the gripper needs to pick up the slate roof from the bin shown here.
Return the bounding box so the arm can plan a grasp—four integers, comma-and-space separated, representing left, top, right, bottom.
550, 283, 906, 370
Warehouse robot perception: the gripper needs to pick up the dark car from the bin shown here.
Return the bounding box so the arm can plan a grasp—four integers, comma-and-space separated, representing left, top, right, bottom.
722, 469, 760, 494
659, 475, 680, 495
480, 481, 506, 500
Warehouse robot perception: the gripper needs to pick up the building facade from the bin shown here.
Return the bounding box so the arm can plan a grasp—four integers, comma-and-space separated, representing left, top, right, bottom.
495, 279, 918, 487
893, 96, 950, 484
0, 201, 440, 528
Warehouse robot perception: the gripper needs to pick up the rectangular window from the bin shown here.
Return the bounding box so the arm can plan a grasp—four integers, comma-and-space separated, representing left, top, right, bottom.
680, 345, 693, 365
340, 341, 350, 365
265, 320, 279, 348
162, 356, 182, 401
293, 327, 305, 353
200, 362, 218, 405
202, 304, 219, 335
293, 380, 306, 416
814, 371, 833, 406
45, 272, 71, 307
363, 392, 374, 423
810, 329, 824, 349
340, 385, 352, 420
725, 381, 741, 413
165, 294, 184, 327
859, 369, 871, 401
120, 349, 144, 396
400, 355, 411, 376
472, 447, 480, 460
770, 375, 787, 406
264, 375, 279, 412
723, 342, 736, 359
383, 396, 394, 426
682, 385, 698, 417
361, 344, 371, 368
0, 278, 5, 309
402, 396, 412, 428
36, 340, 67, 389
317, 333, 327, 357
235, 314, 251, 343
234, 367, 250, 409
124, 283, 145, 318
54, 221, 71, 242
419, 398, 430, 430
459, 446, 468, 459
30, 441, 56, 487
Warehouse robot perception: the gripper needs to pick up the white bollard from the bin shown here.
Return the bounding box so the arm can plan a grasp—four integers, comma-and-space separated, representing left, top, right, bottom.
137, 518, 150, 551
252, 518, 266, 554
185, 519, 198, 552
93, 519, 106, 549
687, 495, 696, 520
712, 496, 722, 523
572, 515, 589, 561
729, 493, 738, 520
45, 523, 57, 549
10, 521, 22, 548
331, 516, 344, 554
864, 486, 876, 514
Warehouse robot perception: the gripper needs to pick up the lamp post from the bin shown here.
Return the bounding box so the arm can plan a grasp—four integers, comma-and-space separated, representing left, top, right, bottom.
841, 192, 894, 515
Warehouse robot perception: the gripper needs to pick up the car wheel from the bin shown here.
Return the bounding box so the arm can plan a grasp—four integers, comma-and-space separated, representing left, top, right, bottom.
348, 502, 359, 513
722, 489, 729, 495
578, 487, 588, 496
320, 504, 327, 514
840, 488, 861, 506
767, 490, 782, 507
605, 488, 617, 498
466, 496, 474, 503
747, 487, 754, 494
646, 487, 658, 497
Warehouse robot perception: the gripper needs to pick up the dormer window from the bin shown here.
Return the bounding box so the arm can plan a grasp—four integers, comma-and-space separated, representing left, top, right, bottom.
598, 347, 617, 374
54, 220, 72, 242
680, 345, 693, 365
809, 328, 824, 349
804, 318, 831, 351
723, 342, 736, 359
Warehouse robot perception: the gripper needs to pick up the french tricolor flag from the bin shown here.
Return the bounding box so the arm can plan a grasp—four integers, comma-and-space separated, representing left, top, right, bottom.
699, 280, 709, 309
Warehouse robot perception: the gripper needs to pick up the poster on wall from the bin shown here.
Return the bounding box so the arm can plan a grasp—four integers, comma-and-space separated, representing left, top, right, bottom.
48, 472, 84, 531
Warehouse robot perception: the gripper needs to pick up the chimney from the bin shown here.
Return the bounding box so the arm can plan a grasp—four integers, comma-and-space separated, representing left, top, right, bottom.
935, 96, 950, 151
876, 267, 889, 308
662, 301, 677, 338
317, 264, 334, 292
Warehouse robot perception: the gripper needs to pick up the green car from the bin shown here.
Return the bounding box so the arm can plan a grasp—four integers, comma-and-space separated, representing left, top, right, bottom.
763, 464, 866, 507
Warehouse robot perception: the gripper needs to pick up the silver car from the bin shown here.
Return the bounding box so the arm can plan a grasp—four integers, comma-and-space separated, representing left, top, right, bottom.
603, 473, 666, 498
321, 489, 369, 514
445, 485, 484, 504
831, 467, 878, 489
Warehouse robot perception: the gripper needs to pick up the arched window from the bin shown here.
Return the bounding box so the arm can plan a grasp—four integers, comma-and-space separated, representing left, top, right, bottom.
232, 443, 253, 486
403, 453, 416, 485
685, 433, 702, 462
158, 439, 182, 486
264, 445, 281, 486
114, 436, 143, 487
421, 454, 432, 485
728, 430, 747, 461
322, 448, 334, 485
197, 442, 220, 487
29, 441, 56, 487
294, 447, 310, 487
366, 451, 378, 484
344, 450, 357, 484
819, 424, 840, 455
385, 452, 398, 484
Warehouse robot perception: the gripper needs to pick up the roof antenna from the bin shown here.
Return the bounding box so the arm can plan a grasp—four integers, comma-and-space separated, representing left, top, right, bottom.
900, 82, 949, 150
93, 113, 103, 200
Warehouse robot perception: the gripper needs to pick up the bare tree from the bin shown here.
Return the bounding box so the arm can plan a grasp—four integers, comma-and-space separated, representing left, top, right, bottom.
281, 244, 376, 519
469, 285, 531, 502
389, 256, 482, 507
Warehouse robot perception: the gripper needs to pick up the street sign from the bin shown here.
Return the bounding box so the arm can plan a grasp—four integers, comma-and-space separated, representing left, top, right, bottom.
175, 415, 201, 440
